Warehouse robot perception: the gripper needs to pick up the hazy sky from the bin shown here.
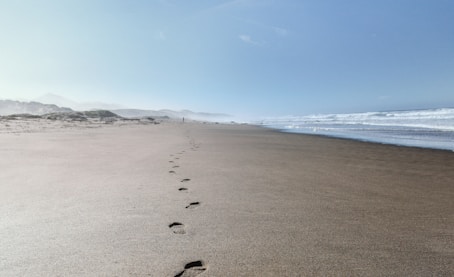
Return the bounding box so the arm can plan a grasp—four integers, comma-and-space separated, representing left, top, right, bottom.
1, 0, 453, 117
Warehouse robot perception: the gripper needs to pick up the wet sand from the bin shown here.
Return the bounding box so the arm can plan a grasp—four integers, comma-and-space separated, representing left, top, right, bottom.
0, 122, 453, 276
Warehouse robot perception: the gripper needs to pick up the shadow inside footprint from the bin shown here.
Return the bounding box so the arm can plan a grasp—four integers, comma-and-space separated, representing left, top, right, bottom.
169, 222, 185, 234
175, 260, 206, 277
181, 178, 191, 182
169, 171, 176, 174
179, 188, 188, 191
185, 202, 200, 209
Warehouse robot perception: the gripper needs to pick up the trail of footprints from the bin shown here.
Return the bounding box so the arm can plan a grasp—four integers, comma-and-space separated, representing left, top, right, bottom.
167, 137, 207, 276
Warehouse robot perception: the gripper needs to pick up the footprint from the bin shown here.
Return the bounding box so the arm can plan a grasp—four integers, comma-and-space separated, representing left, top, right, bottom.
169, 222, 186, 234
181, 178, 191, 183
173, 165, 180, 168
185, 202, 200, 209
175, 260, 207, 277
169, 171, 176, 174
179, 187, 188, 191
169, 161, 175, 163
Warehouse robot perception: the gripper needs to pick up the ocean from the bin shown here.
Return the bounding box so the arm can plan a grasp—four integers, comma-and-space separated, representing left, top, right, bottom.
260, 108, 454, 151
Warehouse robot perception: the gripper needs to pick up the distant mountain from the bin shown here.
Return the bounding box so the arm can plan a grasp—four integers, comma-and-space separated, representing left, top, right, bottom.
34, 93, 124, 111
0, 100, 73, 116
112, 109, 231, 121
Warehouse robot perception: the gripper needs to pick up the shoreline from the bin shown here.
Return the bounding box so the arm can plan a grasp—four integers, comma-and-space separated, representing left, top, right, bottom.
1, 121, 453, 275
259, 124, 454, 153
258, 107, 454, 152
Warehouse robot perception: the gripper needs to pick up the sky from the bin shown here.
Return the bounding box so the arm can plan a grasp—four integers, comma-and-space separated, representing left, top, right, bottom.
0, 0, 453, 118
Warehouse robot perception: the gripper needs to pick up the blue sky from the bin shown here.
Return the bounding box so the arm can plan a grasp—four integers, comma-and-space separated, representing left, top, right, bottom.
0, 0, 453, 118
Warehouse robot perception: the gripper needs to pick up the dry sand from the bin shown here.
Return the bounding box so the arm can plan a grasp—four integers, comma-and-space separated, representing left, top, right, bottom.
0, 121, 453, 276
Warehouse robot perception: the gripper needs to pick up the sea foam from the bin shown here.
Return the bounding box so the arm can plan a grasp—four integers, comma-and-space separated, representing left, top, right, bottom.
260, 108, 454, 151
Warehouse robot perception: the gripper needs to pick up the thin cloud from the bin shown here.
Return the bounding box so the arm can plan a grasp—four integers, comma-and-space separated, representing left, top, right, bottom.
154, 30, 166, 41
273, 27, 288, 37
239, 34, 261, 45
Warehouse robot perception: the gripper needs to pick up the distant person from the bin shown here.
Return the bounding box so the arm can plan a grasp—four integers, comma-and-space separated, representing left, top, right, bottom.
183, 117, 185, 123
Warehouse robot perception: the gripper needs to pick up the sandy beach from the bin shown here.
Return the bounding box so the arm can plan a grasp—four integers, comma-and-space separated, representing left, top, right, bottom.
0, 121, 453, 276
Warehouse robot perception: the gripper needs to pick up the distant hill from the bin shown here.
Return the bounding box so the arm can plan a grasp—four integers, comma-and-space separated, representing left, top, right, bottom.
0, 100, 73, 116
1, 95, 231, 122
112, 109, 231, 121
40, 110, 126, 122
0, 110, 161, 126
34, 93, 124, 111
